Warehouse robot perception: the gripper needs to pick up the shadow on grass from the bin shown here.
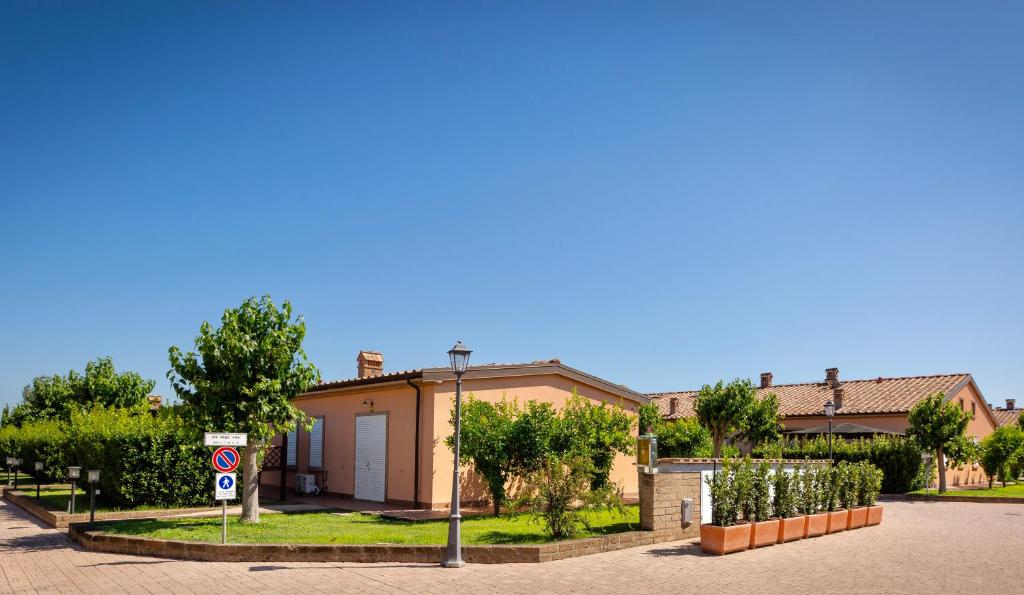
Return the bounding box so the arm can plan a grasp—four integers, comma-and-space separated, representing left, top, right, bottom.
473, 521, 638, 545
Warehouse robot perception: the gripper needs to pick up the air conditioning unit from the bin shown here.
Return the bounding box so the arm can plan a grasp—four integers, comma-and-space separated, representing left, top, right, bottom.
295, 474, 320, 495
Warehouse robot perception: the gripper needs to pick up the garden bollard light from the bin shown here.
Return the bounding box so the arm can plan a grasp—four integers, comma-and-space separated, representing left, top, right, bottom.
87, 469, 100, 527
68, 466, 81, 514
34, 462, 43, 499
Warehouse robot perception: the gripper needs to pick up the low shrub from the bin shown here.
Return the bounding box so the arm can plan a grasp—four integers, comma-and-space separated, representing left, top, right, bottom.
771, 463, 798, 518
516, 454, 624, 539
655, 418, 713, 458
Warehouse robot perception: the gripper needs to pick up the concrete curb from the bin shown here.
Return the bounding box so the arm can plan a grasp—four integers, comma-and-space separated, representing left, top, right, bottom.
67, 523, 695, 564
2, 488, 222, 529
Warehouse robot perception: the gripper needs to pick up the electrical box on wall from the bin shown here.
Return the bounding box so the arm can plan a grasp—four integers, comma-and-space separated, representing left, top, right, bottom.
682, 498, 693, 523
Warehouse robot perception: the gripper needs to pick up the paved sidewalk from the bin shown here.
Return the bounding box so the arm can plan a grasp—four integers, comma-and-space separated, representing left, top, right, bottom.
1, 497, 1022, 594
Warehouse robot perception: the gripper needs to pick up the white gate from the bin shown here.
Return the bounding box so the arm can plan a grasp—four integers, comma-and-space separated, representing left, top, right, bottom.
354, 414, 387, 502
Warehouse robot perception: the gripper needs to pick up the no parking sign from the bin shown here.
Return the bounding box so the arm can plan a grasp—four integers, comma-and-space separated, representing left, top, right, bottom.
212, 447, 240, 473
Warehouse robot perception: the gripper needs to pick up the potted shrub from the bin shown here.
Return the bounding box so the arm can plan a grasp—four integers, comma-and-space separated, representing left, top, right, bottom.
747, 460, 779, 548
861, 463, 885, 526
800, 463, 828, 538
701, 459, 752, 555
846, 461, 869, 529
773, 462, 804, 543
823, 463, 848, 534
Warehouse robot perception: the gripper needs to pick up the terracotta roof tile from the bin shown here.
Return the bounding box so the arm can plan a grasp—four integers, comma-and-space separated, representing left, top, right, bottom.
649, 373, 972, 418
992, 408, 1022, 427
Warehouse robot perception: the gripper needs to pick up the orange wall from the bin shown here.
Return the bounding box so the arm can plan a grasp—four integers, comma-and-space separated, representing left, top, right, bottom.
269, 372, 644, 509
278, 383, 424, 504
428, 373, 641, 508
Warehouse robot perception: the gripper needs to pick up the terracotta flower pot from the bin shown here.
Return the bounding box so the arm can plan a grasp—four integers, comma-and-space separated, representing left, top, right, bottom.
777, 516, 805, 543
847, 507, 868, 529
804, 512, 828, 538
826, 509, 848, 534
749, 519, 780, 549
701, 523, 753, 555
866, 505, 884, 526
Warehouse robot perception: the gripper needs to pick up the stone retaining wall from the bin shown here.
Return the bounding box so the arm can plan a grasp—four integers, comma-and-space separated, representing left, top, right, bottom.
68, 524, 694, 564
2, 488, 220, 529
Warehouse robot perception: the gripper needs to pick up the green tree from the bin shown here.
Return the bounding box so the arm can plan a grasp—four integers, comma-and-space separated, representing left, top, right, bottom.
739, 393, 782, 454
979, 426, 1024, 487
907, 393, 970, 493
656, 418, 713, 458
445, 394, 520, 516
694, 379, 756, 457
638, 402, 661, 435
6, 357, 154, 425
168, 296, 319, 523
554, 391, 635, 489
516, 453, 623, 539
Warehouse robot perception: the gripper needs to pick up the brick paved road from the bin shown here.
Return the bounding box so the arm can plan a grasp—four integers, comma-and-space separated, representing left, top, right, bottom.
1, 497, 1021, 594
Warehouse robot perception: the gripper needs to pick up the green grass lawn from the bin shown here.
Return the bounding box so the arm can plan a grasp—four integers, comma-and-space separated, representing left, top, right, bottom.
1, 471, 36, 484
19, 487, 171, 513
910, 483, 1024, 498
98, 505, 640, 545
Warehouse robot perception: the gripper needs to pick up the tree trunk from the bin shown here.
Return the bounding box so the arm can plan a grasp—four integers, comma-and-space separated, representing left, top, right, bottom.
493, 499, 500, 517
988, 476, 993, 489
936, 446, 947, 493
241, 442, 263, 523
712, 433, 723, 458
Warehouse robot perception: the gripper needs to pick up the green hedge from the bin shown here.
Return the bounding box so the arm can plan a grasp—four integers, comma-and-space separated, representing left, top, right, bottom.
0, 407, 212, 509
754, 434, 925, 494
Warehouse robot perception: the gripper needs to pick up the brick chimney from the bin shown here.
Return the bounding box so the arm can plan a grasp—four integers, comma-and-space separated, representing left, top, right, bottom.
357, 351, 384, 378
760, 372, 773, 389
833, 385, 844, 410
669, 397, 679, 416
1007, 398, 1016, 410
825, 367, 839, 388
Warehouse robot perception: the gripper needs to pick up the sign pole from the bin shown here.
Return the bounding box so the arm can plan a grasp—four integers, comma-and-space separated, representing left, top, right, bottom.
222, 499, 227, 544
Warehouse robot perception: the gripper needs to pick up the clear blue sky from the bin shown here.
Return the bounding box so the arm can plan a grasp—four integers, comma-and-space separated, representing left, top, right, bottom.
2, 1, 1022, 410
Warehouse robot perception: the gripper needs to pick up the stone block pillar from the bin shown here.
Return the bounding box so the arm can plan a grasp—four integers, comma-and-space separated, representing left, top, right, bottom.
638, 470, 702, 537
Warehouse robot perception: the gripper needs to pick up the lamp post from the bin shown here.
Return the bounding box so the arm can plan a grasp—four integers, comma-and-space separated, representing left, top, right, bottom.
5, 457, 12, 487
87, 469, 100, 527
68, 466, 81, 514
824, 400, 835, 463
34, 462, 43, 499
442, 340, 472, 568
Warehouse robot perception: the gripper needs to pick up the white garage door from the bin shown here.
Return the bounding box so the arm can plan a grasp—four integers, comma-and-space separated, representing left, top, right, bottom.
354, 414, 387, 502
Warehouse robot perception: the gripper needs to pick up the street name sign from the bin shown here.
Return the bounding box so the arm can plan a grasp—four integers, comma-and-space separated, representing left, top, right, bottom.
215, 473, 236, 500
204, 432, 248, 447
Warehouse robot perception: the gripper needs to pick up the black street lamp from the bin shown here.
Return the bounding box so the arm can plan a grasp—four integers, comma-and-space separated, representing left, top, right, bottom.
824, 400, 835, 463
442, 340, 472, 568
67, 466, 81, 514
10, 458, 21, 490
34, 462, 43, 499
87, 469, 100, 527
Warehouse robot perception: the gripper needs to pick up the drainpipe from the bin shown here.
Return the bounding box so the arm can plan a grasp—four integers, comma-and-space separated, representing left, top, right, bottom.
406, 378, 422, 509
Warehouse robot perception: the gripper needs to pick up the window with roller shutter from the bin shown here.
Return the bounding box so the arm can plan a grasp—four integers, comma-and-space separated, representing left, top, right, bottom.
308, 417, 324, 469
286, 429, 297, 467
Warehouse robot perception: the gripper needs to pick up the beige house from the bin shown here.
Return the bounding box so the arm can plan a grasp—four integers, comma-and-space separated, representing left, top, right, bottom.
650, 368, 1000, 487
262, 352, 647, 508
